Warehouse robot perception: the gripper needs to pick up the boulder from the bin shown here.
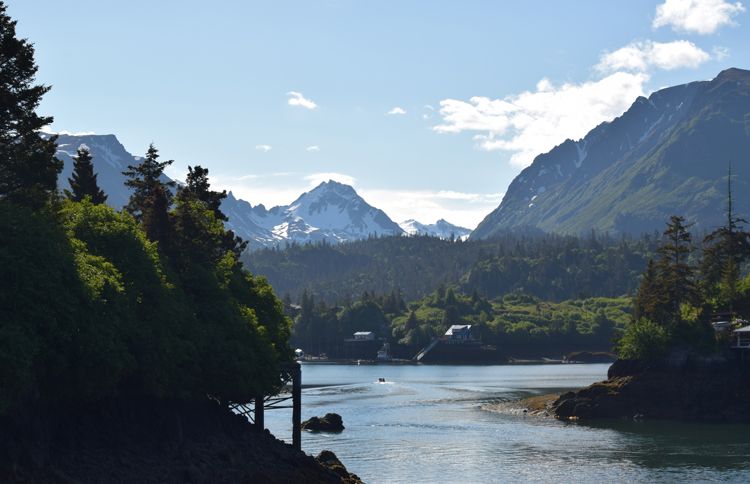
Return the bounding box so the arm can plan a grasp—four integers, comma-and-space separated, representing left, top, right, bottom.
301, 413, 345, 432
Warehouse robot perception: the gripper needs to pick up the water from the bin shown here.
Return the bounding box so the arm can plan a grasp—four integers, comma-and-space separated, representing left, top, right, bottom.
264, 363, 750, 483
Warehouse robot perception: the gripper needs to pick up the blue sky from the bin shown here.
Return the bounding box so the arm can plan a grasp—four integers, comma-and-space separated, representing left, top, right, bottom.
9, 0, 750, 228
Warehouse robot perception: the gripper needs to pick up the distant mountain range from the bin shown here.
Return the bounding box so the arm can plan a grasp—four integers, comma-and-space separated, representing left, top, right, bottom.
221, 181, 404, 248
399, 219, 471, 240
51, 134, 469, 248
472, 67, 750, 239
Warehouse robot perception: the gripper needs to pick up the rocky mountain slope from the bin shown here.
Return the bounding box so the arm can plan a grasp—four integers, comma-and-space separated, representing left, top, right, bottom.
472, 68, 750, 238
399, 218, 471, 240
222, 180, 404, 249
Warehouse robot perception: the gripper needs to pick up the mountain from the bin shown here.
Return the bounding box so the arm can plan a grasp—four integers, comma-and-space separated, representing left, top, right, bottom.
223, 180, 404, 249
399, 219, 471, 240
52, 134, 404, 249
472, 68, 750, 239
54, 133, 147, 208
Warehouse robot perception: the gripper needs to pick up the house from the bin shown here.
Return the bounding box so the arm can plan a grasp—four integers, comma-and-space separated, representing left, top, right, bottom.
731, 326, 750, 349
444, 324, 473, 342
353, 331, 375, 341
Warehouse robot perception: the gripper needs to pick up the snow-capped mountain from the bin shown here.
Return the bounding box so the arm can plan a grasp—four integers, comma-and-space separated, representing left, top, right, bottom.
223, 180, 404, 249
399, 219, 471, 240
54, 133, 147, 208
51, 133, 405, 249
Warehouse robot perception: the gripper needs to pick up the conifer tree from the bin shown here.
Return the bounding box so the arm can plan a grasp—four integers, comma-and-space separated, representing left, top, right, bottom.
656, 215, 698, 326
177, 165, 227, 220
122, 144, 175, 246
701, 165, 750, 310
0, 2, 62, 209
66, 146, 107, 204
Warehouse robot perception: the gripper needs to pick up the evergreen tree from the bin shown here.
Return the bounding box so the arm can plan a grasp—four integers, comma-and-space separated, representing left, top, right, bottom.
66, 146, 107, 204
122, 144, 175, 246
633, 259, 659, 321
656, 215, 698, 326
701, 165, 750, 311
0, 2, 62, 209
178, 165, 227, 220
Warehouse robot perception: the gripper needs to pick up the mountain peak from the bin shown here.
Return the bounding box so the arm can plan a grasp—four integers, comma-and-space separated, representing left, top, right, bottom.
472, 68, 750, 238
714, 67, 750, 82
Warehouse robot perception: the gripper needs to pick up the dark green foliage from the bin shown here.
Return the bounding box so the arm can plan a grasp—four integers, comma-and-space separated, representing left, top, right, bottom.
179, 165, 228, 221
66, 146, 107, 204
246, 232, 657, 304
617, 319, 670, 362
0, 198, 292, 414
0, 2, 62, 209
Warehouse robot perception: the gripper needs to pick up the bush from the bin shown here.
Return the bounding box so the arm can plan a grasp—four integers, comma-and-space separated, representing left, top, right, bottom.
617, 319, 670, 362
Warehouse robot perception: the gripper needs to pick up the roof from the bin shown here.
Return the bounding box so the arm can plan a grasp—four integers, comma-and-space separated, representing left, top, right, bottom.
733, 325, 750, 333
445, 324, 472, 336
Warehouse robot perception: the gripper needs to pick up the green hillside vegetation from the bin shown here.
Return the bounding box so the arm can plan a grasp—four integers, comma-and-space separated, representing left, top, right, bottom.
247, 232, 658, 304
0, 3, 290, 415
291, 287, 630, 358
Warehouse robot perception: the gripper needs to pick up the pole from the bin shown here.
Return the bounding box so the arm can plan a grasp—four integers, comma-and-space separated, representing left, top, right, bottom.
292, 363, 301, 451
255, 394, 264, 432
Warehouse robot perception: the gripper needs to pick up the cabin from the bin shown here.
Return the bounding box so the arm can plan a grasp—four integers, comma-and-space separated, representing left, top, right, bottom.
731, 326, 750, 349
444, 324, 473, 342
353, 331, 375, 341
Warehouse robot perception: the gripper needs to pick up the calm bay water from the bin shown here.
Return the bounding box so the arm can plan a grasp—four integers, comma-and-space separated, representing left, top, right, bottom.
264, 363, 750, 483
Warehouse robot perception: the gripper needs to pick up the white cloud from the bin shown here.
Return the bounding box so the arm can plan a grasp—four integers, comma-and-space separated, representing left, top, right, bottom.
387, 106, 407, 115
303, 172, 357, 187
41, 125, 96, 136
359, 188, 503, 229
434, 71, 648, 167
713, 45, 731, 60
653, 0, 745, 34
306, 145, 320, 152
255, 144, 272, 152
287, 91, 318, 110
597, 40, 710, 72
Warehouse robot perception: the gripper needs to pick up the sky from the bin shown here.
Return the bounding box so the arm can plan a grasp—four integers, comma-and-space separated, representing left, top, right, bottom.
8, 0, 750, 228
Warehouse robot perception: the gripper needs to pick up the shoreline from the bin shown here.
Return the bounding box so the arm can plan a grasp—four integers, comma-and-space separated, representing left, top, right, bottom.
483, 393, 561, 417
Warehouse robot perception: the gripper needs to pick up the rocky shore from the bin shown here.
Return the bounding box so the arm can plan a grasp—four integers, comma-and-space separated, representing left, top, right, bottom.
0, 398, 361, 483
551, 358, 750, 422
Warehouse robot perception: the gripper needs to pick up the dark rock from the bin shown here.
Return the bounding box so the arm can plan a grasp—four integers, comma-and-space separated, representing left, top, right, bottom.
302, 413, 345, 432
554, 359, 750, 422
317, 450, 363, 483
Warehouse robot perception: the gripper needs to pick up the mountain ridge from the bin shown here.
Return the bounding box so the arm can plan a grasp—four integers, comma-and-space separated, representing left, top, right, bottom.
51, 134, 405, 248
472, 67, 750, 239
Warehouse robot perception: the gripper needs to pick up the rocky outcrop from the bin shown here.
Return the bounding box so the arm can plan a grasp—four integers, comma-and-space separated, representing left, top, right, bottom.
317, 450, 362, 483
302, 413, 345, 432
552, 358, 750, 422
0, 398, 359, 483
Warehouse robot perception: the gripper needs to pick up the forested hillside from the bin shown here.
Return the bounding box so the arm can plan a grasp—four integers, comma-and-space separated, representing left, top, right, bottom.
244, 232, 659, 304
0, 4, 290, 415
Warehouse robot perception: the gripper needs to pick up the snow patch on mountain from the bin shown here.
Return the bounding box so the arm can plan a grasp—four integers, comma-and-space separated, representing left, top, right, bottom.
399, 219, 471, 240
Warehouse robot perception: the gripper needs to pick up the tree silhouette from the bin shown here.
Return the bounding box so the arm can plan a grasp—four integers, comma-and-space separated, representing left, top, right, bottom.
66, 146, 107, 204
0, 2, 62, 209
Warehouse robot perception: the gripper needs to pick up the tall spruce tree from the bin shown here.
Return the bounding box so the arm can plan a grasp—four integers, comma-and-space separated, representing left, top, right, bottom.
656, 215, 698, 326
66, 146, 107, 204
0, 2, 62, 209
178, 165, 227, 220
701, 165, 750, 311
122, 144, 175, 246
